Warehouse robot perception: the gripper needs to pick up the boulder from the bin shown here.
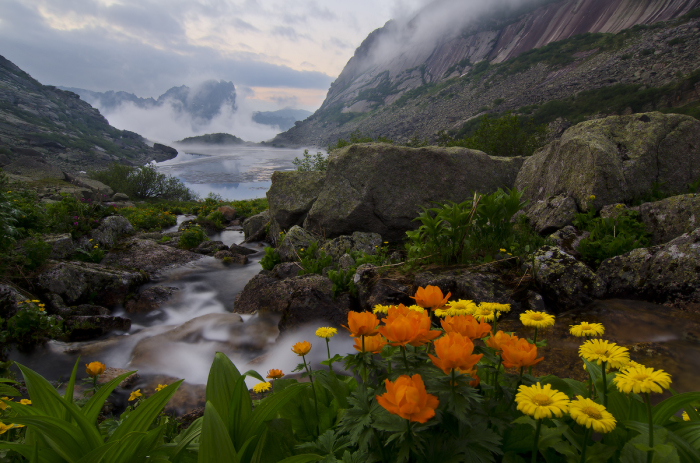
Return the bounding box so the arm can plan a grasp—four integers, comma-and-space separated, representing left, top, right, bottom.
528, 245, 606, 310
43, 233, 75, 259
414, 269, 519, 308
320, 231, 382, 261
218, 206, 236, 221
515, 113, 700, 211
4, 156, 65, 180
66, 304, 111, 316
0, 283, 28, 320
91, 216, 134, 248
277, 226, 319, 262
272, 262, 301, 279
547, 226, 590, 260
101, 238, 203, 275
302, 144, 523, 240
355, 265, 413, 312
125, 286, 179, 314
36, 261, 147, 306
96, 367, 140, 388
597, 228, 700, 305
112, 193, 129, 201
242, 210, 270, 241
525, 195, 579, 234
192, 240, 228, 255
227, 243, 257, 256
214, 250, 233, 260
634, 194, 700, 245
64, 175, 114, 198
267, 171, 325, 233
63, 315, 131, 341
600, 203, 632, 220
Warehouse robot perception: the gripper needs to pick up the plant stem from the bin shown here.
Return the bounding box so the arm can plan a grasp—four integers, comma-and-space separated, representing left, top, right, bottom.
303, 355, 320, 437
325, 338, 333, 373
373, 427, 387, 463
528, 327, 538, 376
493, 356, 503, 398
362, 336, 367, 385
645, 392, 654, 463
580, 427, 591, 463
531, 419, 542, 463
601, 361, 608, 407
508, 367, 525, 410
402, 346, 410, 373
451, 369, 456, 399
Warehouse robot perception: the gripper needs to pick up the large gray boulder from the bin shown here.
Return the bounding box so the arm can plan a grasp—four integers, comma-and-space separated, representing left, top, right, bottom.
597, 228, 700, 305
267, 171, 325, 233
515, 113, 700, 211
320, 231, 382, 261
91, 216, 134, 248
526, 195, 579, 234
635, 194, 700, 245
528, 245, 606, 310
301, 143, 524, 240
44, 233, 75, 259
36, 261, 147, 306
101, 238, 203, 275
277, 226, 319, 262
242, 210, 270, 241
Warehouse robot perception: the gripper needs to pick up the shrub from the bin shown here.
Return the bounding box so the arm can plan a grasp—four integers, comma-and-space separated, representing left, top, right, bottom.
293, 149, 328, 172
179, 226, 207, 249
21, 237, 52, 270
89, 163, 198, 201
0, 172, 22, 251
297, 242, 333, 275
2, 300, 62, 347
260, 246, 281, 271
117, 205, 177, 230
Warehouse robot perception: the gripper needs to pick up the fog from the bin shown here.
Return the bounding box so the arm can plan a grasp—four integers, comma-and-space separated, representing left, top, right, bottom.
97, 93, 282, 145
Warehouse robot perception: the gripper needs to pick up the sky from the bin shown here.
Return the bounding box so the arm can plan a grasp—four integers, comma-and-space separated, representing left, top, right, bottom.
0, 0, 430, 111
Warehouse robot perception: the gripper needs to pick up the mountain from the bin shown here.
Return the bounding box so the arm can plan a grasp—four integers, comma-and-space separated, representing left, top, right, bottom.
271, 0, 700, 147
176, 133, 245, 145
0, 55, 175, 172
252, 109, 313, 131
59, 80, 237, 122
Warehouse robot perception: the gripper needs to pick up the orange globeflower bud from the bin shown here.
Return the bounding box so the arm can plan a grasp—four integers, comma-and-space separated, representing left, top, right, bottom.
343, 311, 380, 337
428, 332, 483, 375
441, 314, 491, 340
291, 341, 312, 356
485, 331, 519, 352
411, 285, 451, 309
376, 374, 439, 423
501, 338, 544, 369
85, 361, 106, 377
353, 335, 387, 353
266, 369, 284, 379
378, 308, 441, 347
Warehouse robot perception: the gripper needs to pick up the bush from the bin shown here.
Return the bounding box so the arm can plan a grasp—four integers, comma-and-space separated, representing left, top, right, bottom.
117, 205, 177, 230
297, 242, 333, 275
179, 226, 207, 249
260, 246, 281, 271
2, 300, 62, 347
0, 172, 22, 251
21, 237, 52, 270
89, 163, 198, 201
292, 149, 328, 172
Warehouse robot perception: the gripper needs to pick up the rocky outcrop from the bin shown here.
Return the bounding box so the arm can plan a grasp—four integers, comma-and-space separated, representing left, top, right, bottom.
277, 226, 320, 262
36, 261, 148, 306
597, 227, 700, 305
91, 216, 134, 249
192, 240, 229, 255
267, 171, 325, 234
302, 144, 523, 240
63, 315, 131, 341
526, 195, 579, 234
355, 264, 414, 312
101, 238, 203, 275
3, 156, 66, 179
243, 210, 270, 241
125, 286, 179, 314
320, 231, 383, 261
547, 226, 590, 260
44, 233, 76, 259
153, 143, 178, 159
635, 194, 700, 245
515, 113, 700, 211
528, 245, 606, 310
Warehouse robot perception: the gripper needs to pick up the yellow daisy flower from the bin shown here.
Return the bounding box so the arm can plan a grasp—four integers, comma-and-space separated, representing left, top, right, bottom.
569, 396, 616, 433
515, 382, 569, 420
472, 306, 496, 323
252, 382, 272, 394
446, 299, 477, 314
613, 365, 672, 394
619, 360, 645, 373
406, 305, 425, 313
315, 327, 337, 339
520, 310, 555, 329
479, 302, 511, 314
569, 322, 605, 337
128, 389, 142, 401
579, 339, 630, 369
0, 423, 11, 435
372, 304, 391, 314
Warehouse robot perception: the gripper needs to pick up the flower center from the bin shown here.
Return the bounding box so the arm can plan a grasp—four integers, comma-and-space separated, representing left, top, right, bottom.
530, 314, 544, 321
582, 406, 603, 420
532, 393, 553, 406
632, 374, 649, 381
593, 348, 610, 356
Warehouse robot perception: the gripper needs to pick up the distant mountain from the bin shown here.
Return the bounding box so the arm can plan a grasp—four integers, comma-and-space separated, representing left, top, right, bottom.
252, 109, 312, 131
176, 133, 245, 145
59, 80, 237, 122
0, 54, 176, 172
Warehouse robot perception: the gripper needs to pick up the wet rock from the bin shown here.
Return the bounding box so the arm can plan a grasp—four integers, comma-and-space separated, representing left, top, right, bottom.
267, 171, 325, 232
597, 228, 700, 305
112, 193, 129, 201
600, 203, 631, 220
218, 206, 236, 221
277, 225, 319, 262
453, 271, 521, 307
303, 144, 523, 240
214, 250, 233, 260
515, 112, 700, 211
272, 262, 301, 279
414, 271, 457, 297
635, 194, 700, 245
0, 283, 28, 319
101, 238, 203, 276
226, 254, 249, 265
320, 232, 383, 261
339, 253, 355, 271
548, 226, 590, 260
242, 210, 270, 241
228, 243, 257, 256
36, 261, 147, 306
193, 240, 228, 255
43, 233, 75, 259
528, 245, 606, 310
278, 277, 354, 332
125, 286, 179, 314
91, 216, 134, 249
526, 195, 579, 234
355, 265, 413, 312
526, 291, 547, 312
67, 304, 111, 316
96, 367, 140, 388
64, 315, 131, 341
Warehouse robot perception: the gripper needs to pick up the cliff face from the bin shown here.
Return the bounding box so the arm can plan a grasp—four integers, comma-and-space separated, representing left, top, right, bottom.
0, 55, 174, 172
273, 0, 700, 147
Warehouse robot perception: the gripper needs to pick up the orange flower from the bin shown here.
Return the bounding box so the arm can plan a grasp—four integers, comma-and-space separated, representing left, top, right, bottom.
378, 306, 442, 347
376, 374, 439, 423
441, 314, 491, 340
266, 369, 284, 379
428, 332, 483, 375
85, 361, 106, 377
485, 331, 519, 352
354, 335, 387, 353
291, 341, 312, 356
501, 338, 544, 369
343, 311, 380, 337
411, 285, 451, 309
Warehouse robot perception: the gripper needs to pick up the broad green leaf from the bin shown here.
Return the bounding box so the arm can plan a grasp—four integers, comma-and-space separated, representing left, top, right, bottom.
63, 359, 80, 422
277, 455, 323, 463
243, 382, 308, 444
8, 415, 87, 461
653, 393, 700, 425
199, 401, 238, 463
75, 442, 118, 463
16, 363, 66, 419
242, 369, 265, 382
57, 394, 104, 451
103, 432, 148, 463
0, 443, 63, 463
606, 389, 632, 422
82, 370, 137, 425
0, 384, 20, 396
249, 427, 268, 463
109, 380, 183, 442
168, 417, 202, 462
205, 352, 241, 427
561, 378, 589, 398
538, 375, 573, 398
228, 375, 253, 449
669, 421, 700, 448
314, 371, 349, 409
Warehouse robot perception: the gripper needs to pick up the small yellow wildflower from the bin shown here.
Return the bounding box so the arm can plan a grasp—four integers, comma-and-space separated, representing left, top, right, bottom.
515, 383, 569, 420
252, 382, 272, 394
19, 399, 31, 405
589, 195, 596, 200
128, 389, 142, 401
613, 365, 672, 394
0, 423, 11, 435
31, 300, 39, 303
499, 248, 507, 253
520, 310, 555, 329
155, 384, 167, 392
316, 327, 337, 339
569, 396, 616, 433
372, 304, 391, 314
569, 322, 605, 337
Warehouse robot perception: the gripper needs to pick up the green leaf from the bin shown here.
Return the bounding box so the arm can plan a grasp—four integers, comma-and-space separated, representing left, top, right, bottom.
15, 363, 66, 419
57, 394, 105, 451
102, 432, 149, 463
109, 380, 183, 442
242, 369, 265, 382
75, 442, 118, 463
277, 456, 323, 463
228, 375, 253, 450
7, 415, 87, 461
199, 401, 239, 463
249, 427, 268, 463
63, 359, 80, 422
82, 370, 137, 425
205, 352, 241, 427
538, 375, 574, 397
654, 393, 700, 425
243, 382, 308, 444
315, 371, 350, 409
0, 443, 63, 463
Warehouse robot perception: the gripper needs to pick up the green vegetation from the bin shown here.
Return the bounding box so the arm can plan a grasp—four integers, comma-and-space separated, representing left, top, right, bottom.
176, 133, 245, 145
89, 163, 198, 201
293, 149, 328, 172
178, 225, 207, 249
442, 112, 547, 157
327, 130, 393, 152
260, 246, 281, 271
1, 300, 62, 351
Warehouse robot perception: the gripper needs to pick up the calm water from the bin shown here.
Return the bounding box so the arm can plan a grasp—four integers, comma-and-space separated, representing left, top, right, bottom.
155, 145, 320, 200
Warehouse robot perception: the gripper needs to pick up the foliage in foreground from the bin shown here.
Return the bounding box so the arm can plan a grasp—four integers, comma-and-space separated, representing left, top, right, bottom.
293, 149, 328, 172
89, 163, 198, 201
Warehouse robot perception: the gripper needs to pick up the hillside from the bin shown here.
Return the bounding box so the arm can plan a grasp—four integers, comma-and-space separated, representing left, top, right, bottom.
0, 55, 175, 172
272, 0, 700, 147
176, 133, 246, 145
252, 109, 313, 131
